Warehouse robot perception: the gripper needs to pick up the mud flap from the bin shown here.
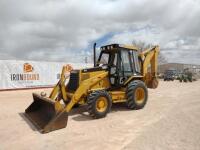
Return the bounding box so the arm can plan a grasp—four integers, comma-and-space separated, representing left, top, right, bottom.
25, 93, 68, 133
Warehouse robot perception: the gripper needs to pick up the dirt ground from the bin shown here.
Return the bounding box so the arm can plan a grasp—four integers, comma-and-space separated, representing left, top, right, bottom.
0, 80, 200, 150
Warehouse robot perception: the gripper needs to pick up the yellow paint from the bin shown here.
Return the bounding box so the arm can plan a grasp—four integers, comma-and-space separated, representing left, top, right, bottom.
96, 97, 108, 112
124, 75, 143, 85
134, 87, 145, 104
121, 45, 138, 51
109, 91, 126, 103
140, 46, 160, 88
55, 100, 64, 112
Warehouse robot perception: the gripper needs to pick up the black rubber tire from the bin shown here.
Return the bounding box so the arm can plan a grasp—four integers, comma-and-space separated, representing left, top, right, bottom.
87, 90, 112, 119
126, 80, 148, 110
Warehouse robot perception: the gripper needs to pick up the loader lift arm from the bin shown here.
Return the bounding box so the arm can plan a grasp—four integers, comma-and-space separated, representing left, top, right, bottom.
25, 69, 108, 133
58, 72, 108, 112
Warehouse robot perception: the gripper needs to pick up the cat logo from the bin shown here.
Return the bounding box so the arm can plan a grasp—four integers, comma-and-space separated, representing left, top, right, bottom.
23, 63, 34, 73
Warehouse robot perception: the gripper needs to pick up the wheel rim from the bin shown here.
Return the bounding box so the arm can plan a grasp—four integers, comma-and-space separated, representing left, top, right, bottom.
96, 97, 108, 112
134, 87, 145, 104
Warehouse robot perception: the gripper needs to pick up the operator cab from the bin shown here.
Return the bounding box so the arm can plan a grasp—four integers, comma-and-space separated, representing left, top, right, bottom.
97, 44, 141, 87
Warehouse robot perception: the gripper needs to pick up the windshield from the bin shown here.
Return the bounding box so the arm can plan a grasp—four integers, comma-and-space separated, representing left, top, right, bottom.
98, 53, 109, 65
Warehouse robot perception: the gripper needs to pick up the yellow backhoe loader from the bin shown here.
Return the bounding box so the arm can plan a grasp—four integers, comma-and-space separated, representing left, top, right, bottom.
25, 43, 159, 133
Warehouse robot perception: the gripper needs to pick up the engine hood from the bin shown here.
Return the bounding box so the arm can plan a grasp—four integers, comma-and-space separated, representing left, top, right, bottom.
81, 66, 108, 73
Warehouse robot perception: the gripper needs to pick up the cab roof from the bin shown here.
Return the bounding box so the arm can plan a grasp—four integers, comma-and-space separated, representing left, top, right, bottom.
100, 44, 138, 51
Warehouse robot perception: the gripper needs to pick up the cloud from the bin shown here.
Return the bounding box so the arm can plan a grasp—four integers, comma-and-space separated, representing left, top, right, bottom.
0, 0, 199, 64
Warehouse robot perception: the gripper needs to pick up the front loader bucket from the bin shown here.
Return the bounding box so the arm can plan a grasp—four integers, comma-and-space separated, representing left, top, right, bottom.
25, 93, 68, 133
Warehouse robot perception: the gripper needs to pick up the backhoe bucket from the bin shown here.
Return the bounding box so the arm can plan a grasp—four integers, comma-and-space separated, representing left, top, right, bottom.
25, 93, 68, 133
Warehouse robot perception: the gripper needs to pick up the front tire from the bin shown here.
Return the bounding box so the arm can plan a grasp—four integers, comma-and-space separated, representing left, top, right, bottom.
126, 80, 148, 110
87, 90, 112, 119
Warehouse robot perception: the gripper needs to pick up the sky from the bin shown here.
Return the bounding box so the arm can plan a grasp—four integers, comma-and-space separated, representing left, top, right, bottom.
0, 0, 200, 64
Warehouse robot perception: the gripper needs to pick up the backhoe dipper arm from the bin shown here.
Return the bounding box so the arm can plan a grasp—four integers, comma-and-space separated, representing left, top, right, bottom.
140, 46, 160, 88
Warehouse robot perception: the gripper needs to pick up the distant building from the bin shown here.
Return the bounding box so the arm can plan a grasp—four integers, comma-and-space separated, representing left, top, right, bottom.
158, 63, 200, 75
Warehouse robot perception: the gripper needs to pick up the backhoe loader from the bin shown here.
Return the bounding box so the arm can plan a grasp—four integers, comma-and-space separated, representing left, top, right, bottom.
25, 43, 159, 133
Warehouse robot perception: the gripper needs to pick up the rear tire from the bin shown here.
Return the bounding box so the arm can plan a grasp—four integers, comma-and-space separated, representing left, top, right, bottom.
126, 80, 148, 110
87, 90, 112, 119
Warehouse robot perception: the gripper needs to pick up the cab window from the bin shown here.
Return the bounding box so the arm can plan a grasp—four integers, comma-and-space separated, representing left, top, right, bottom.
120, 50, 132, 75
98, 52, 109, 65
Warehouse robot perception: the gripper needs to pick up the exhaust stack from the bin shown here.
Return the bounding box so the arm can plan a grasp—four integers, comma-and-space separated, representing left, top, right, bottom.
93, 43, 96, 67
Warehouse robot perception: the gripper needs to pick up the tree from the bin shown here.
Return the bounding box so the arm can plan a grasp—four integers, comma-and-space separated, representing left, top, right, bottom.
132, 40, 152, 52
